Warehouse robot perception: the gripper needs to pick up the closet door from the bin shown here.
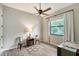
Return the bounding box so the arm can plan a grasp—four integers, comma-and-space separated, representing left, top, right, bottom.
0, 5, 3, 48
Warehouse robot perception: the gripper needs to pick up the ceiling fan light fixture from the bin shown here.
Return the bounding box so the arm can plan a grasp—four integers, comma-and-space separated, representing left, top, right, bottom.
39, 10, 42, 14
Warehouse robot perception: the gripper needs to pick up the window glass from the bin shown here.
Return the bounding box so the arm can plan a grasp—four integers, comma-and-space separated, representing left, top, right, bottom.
50, 18, 64, 36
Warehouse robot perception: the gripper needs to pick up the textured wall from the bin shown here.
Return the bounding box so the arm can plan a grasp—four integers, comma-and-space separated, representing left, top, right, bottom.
3, 6, 42, 48
0, 4, 3, 48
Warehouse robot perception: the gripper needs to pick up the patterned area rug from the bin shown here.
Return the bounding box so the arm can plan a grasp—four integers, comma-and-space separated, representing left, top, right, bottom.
1, 43, 57, 56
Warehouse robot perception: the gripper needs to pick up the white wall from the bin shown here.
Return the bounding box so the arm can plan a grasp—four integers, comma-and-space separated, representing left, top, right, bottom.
3, 6, 42, 48
43, 3, 79, 46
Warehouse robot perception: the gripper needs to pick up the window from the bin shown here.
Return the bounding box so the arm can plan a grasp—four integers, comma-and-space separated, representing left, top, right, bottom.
50, 18, 64, 36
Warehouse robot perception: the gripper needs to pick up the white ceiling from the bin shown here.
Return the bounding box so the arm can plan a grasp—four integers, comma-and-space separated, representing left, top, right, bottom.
3, 3, 73, 16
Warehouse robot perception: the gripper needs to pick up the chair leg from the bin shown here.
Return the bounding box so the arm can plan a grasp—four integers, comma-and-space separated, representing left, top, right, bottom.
35, 40, 40, 44
19, 44, 22, 50
17, 43, 22, 50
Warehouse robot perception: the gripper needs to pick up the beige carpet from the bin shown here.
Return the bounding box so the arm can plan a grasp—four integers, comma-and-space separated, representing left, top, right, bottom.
1, 43, 57, 56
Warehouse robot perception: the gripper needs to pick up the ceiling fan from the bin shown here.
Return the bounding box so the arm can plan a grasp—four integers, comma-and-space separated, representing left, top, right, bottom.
34, 3, 52, 16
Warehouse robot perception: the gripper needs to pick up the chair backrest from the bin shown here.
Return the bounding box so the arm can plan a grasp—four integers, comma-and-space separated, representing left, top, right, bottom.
35, 35, 39, 40
15, 37, 21, 44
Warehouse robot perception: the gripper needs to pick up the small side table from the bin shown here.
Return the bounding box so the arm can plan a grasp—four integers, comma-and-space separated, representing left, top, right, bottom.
26, 38, 34, 47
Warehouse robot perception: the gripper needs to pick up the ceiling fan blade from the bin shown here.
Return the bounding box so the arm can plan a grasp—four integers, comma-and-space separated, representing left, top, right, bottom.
42, 13, 49, 16
43, 8, 51, 12
35, 13, 39, 14
35, 13, 40, 15
34, 6, 39, 12
36, 13, 41, 16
